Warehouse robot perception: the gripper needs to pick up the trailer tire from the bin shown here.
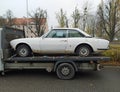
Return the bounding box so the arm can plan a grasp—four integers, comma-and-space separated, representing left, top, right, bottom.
1, 71, 5, 76
56, 63, 75, 80
16, 44, 31, 57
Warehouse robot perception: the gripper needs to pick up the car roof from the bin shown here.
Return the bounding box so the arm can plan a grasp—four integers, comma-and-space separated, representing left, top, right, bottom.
52, 28, 80, 30
52, 28, 91, 37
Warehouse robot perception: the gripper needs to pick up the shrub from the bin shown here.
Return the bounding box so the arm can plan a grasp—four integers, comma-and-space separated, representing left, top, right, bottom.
102, 44, 120, 62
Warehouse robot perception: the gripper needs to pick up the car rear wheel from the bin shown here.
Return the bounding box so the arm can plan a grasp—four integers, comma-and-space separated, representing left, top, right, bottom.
16, 44, 31, 57
76, 45, 91, 57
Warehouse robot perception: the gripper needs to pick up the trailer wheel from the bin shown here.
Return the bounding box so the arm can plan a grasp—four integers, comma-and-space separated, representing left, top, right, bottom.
1, 72, 5, 76
76, 45, 91, 57
56, 63, 75, 80
16, 44, 31, 57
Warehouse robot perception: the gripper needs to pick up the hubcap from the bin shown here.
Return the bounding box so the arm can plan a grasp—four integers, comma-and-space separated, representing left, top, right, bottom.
61, 67, 70, 76
19, 48, 27, 56
79, 47, 89, 56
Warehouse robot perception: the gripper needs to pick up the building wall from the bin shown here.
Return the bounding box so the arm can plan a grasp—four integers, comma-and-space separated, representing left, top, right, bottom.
12, 23, 48, 38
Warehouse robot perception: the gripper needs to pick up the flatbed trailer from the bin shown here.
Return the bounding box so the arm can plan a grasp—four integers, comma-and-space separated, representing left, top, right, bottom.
0, 27, 110, 79
2, 56, 110, 79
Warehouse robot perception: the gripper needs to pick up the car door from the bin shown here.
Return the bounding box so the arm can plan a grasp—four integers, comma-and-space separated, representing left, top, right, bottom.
40, 29, 68, 54
66, 29, 86, 52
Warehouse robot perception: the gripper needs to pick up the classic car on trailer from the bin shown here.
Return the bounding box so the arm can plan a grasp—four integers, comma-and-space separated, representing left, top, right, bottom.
0, 27, 110, 79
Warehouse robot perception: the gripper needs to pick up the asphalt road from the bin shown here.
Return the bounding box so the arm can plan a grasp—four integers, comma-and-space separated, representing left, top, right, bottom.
0, 66, 120, 92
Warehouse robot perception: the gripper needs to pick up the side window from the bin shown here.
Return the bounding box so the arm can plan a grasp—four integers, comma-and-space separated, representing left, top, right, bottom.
46, 29, 67, 38
68, 30, 85, 37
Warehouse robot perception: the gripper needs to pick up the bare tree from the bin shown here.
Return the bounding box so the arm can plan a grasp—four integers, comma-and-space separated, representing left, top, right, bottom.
0, 16, 6, 27
82, 7, 88, 31
29, 8, 47, 36
6, 9, 14, 26
0, 10, 14, 27
81, 1, 93, 31
96, 18, 104, 37
86, 16, 96, 37
97, 0, 120, 41
71, 7, 80, 28
56, 9, 68, 27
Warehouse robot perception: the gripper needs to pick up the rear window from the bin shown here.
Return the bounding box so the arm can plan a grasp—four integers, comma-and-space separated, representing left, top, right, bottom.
68, 30, 85, 37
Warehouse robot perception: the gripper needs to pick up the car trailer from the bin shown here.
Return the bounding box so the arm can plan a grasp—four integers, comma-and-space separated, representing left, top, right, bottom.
1, 56, 110, 79
0, 27, 110, 79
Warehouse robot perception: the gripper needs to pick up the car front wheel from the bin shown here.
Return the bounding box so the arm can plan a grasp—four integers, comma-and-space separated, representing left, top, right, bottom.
16, 44, 31, 57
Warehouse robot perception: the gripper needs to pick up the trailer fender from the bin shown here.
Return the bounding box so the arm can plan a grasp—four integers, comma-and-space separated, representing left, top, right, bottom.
54, 60, 78, 72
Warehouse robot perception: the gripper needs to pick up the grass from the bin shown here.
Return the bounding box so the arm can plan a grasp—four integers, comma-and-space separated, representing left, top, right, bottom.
101, 43, 120, 65
110, 44, 120, 48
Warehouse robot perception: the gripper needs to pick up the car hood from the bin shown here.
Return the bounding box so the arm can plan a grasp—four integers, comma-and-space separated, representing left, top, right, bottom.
10, 37, 42, 47
94, 37, 109, 41
11, 37, 40, 42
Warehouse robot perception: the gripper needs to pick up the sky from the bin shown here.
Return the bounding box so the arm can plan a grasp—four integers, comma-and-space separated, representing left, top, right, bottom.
0, 0, 102, 28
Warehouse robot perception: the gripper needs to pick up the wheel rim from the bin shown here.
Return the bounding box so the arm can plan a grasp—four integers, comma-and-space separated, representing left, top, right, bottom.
61, 66, 70, 76
19, 48, 28, 56
56, 63, 75, 79
79, 47, 89, 56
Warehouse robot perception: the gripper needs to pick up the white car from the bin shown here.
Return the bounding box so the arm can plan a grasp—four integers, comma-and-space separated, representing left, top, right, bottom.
10, 28, 109, 57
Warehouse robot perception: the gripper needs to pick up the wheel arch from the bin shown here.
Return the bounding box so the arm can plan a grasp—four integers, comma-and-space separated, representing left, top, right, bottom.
74, 43, 94, 53
16, 43, 32, 52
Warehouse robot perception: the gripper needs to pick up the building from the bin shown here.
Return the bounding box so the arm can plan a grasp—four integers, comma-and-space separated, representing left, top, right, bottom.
12, 18, 48, 38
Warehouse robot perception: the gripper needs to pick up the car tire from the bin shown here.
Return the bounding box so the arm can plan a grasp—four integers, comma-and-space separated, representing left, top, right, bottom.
56, 63, 75, 80
16, 44, 31, 57
76, 45, 91, 57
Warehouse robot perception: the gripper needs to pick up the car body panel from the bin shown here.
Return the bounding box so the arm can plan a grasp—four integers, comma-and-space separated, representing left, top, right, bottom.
40, 37, 68, 54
